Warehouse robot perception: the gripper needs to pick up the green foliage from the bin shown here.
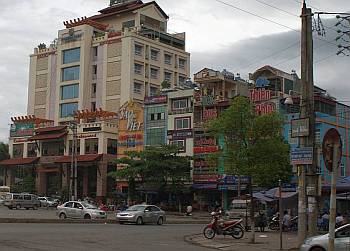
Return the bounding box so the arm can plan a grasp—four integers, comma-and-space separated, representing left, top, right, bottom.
161, 80, 171, 89
0, 142, 9, 161
108, 145, 191, 201
206, 96, 291, 187
11, 176, 36, 194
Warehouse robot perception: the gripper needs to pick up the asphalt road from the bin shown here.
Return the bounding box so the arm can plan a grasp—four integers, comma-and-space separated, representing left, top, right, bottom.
0, 223, 208, 251
0, 205, 57, 219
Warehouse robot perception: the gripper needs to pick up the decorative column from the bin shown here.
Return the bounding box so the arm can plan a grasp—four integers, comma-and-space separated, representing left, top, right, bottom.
96, 159, 107, 203
82, 168, 89, 197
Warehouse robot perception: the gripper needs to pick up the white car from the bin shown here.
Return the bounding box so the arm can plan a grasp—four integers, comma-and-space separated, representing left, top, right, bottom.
300, 224, 350, 251
38, 197, 58, 208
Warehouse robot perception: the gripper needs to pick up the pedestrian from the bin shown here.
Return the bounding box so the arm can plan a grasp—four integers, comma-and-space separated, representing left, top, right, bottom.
186, 204, 193, 216
282, 210, 291, 231
336, 213, 344, 227
257, 211, 267, 232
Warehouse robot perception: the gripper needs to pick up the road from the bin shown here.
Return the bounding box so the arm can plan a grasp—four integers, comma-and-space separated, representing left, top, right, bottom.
0, 223, 208, 251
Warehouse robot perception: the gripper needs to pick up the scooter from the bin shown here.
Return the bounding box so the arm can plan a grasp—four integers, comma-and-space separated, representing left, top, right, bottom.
268, 214, 279, 230
203, 211, 245, 239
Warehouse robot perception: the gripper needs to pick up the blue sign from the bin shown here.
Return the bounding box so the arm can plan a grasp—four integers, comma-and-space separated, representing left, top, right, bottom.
255, 77, 270, 88
217, 175, 250, 184
282, 183, 297, 192
291, 147, 313, 165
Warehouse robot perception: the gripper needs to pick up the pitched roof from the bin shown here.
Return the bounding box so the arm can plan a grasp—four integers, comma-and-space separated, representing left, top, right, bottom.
0, 157, 39, 166
28, 131, 67, 141
35, 126, 67, 134
55, 154, 103, 163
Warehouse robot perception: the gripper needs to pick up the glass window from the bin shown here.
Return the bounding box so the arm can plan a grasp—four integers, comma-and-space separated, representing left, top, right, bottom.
93, 47, 98, 57
13, 144, 24, 158
134, 82, 142, 94
65, 202, 73, 208
341, 163, 346, 177
179, 75, 186, 85
27, 143, 37, 157
107, 139, 117, 155
146, 128, 166, 146
164, 72, 172, 82
175, 117, 190, 129
61, 84, 79, 100
150, 68, 158, 79
69, 139, 81, 155
179, 58, 186, 69
150, 86, 158, 96
151, 49, 159, 60
173, 99, 187, 109
122, 20, 135, 29
60, 102, 78, 118
164, 54, 172, 65
62, 66, 80, 81
134, 44, 143, 56
62, 48, 80, 64
171, 140, 185, 152
85, 138, 98, 154
42, 141, 64, 156
134, 63, 143, 75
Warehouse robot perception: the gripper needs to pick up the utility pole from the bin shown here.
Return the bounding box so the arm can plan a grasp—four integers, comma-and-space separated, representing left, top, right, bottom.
299, 1, 318, 245
70, 121, 78, 201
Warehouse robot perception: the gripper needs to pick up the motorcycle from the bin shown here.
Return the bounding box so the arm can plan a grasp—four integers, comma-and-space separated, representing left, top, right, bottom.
268, 214, 298, 231
203, 211, 245, 239
268, 214, 279, 230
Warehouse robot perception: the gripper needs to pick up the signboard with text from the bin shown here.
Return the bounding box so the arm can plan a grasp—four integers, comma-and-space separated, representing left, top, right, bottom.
290, 147, 313, 165
291, 118, 309, 137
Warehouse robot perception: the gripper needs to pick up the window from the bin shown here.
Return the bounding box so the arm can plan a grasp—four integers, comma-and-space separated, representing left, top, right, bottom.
134, 44, 143, 56
150, 86, 158, 96
69, 139, 81, 155
179, 58, 186, 69
171, 140, 185, 152
23, 195, 31, 200
164, 72, 172, 82
150, 112, 165, 121
173, 99, 188, 109
65, 202, 73, 208
122, 20, 135, 30
93, 47, 98, 58
85, 138, 98, 154
175, 117, 190, 129
61, 84, 79, 100
315, 129, 321, 145
150, 68, 159, 79
60, 102, 78, 118
27, 143, 37, 157
62, 47, 80, 64
179, 75, 186, 85
151, 49, 159, 60
164, 54, 172, 65
42, 141, 64, 156
91, 102, 96, 111
107, 139, 117, 155
92, 65, 97, 79
92, 83, 96, 97
62, 66, 80, 81
134, 82, 142, 94
13, 144, 24, 158
134, 63, 143, 75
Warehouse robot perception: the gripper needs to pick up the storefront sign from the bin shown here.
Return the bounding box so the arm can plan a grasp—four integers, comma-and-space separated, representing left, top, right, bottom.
195, 138, 216, 146
77, 133, 97, 139
218, 184, 247, 191
203, 108, 218, 120
167, 130, 193, 139
193, 146, 219, 154
290, 147, 313, 165
192, 183, 217, 189
119, 134, 143, 141
217, 175, 250, 184
291, 118, 309, 137
119, 107, 143, 131
255, 103, 275, 115
100, 38, 122, 45
193, 174, 218, 182
249, 88, 271, 102
144, 95, 167, 105
10, 123, 34, 137
61, 30, 83, 43
194, 160, 210, 168
13, 138, 28, 143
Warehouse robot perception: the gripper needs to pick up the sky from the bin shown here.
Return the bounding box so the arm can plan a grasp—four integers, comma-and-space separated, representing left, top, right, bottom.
0, 0, 349, 141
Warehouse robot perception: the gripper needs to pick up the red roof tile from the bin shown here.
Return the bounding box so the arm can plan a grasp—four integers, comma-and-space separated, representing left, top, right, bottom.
0, 157, 39, 166
35, 126, 67, 134
29, 131, 67, 141
55, 154, 103, 163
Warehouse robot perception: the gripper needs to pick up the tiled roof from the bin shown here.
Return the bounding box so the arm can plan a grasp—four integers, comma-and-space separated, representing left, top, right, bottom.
0, 157, 39, 166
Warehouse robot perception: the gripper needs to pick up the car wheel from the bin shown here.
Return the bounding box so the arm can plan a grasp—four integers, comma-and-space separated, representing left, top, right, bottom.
59, 213, 67, 219
119, 221, 125, 225
136, 217, 143, 225
8, 206, 12, 210
16, 204, 21, 210
33, 205, 38, 210
84, 214, 91, 220
157, 217, 164, 225
25, 207, 29, 210
310, 247, 326, 251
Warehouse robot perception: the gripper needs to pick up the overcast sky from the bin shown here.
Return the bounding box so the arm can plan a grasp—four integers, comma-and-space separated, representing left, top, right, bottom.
0, 0, 349, 141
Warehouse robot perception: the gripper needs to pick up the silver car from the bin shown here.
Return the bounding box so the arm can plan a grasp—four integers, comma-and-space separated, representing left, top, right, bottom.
38, 197, 58, 208
300, 224, 350, 251
116, 205, 166, 225
56, 201, 106, 220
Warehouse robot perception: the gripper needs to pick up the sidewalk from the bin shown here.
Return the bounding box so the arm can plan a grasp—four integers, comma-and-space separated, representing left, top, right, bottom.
186, 231, 299, 251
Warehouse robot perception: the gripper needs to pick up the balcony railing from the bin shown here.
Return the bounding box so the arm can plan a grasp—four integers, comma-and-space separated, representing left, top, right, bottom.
168, 107, 193, 115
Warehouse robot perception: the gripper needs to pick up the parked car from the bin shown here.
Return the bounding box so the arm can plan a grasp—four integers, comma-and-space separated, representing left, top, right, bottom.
56, 201, 107, 220
0, 195, 5, 205
38, 197, 58, 208
116, 204, 166, 225
4, 193, 40, 210
300, 223, 350, 251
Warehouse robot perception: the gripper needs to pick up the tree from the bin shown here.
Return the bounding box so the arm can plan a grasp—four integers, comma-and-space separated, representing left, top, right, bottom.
206, 96, 291, 187
108, 145, 191, 209
0, 142, 9, 186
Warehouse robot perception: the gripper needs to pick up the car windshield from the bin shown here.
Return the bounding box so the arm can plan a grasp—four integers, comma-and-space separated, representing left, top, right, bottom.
126, 205, 146, 211
81, 202, 97, 209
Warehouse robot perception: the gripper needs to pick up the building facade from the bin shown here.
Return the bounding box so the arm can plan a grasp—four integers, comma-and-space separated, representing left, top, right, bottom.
1, 0, 190, 201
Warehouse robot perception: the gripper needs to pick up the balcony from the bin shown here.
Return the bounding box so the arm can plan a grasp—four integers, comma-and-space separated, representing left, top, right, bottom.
168, 107, 193, 115
78, 121, 118, 134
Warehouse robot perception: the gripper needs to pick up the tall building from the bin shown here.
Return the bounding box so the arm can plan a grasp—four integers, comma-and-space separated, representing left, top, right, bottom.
1, 0, 190, 201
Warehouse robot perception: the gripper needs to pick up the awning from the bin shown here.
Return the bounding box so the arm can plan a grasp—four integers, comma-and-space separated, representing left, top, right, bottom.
55, 154, 103, 164
28, 131, 67, 141
35, 126, 67, 133
36, 168, 60, 173
0, 157, 39, 166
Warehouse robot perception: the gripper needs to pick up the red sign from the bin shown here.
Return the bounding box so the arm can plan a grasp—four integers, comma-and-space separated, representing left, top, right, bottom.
194, 160, 210, 168
194, 146, 219, 154
255, 103, 275, 115
249, 89, 271, 102
193, 174, 218, 182
203, 108, 218, 120
144, 95, 167, 104
119, 134, 143, 141
195, 138, 216, 146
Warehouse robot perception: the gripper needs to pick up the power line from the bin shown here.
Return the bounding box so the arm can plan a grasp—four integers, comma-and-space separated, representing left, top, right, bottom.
290, 0, 322, 12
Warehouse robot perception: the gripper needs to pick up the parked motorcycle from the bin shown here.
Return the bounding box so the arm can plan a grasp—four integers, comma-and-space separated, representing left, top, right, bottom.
268, 214, 298, 231
268, 214, 279, 230
203, 211, 245, 239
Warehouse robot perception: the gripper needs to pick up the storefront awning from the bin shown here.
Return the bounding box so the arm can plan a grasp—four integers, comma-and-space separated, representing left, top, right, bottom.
55, 154, 103, 163
0, 157, 39, 166
28, 131, 67, 141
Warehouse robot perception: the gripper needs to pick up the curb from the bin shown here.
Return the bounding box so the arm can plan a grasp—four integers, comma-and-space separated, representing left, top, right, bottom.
0, 218, 208, 225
